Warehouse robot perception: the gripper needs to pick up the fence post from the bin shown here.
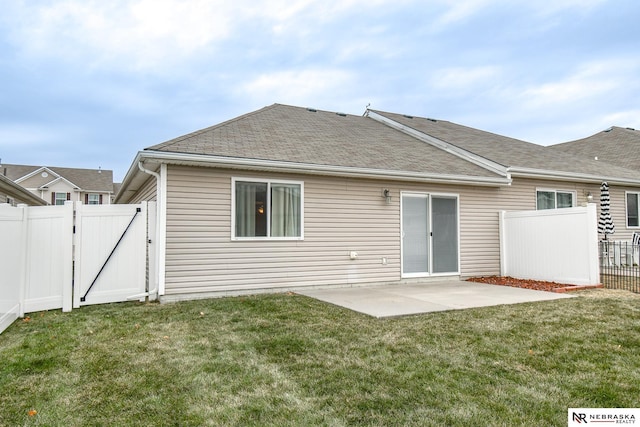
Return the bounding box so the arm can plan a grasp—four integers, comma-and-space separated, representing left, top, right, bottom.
73, 201, 84, 309
586, 203, 600, 284
17, 204, 28, 318
498, 211, 507, 277
147, 201, 158, 301
62, 201, 74, 312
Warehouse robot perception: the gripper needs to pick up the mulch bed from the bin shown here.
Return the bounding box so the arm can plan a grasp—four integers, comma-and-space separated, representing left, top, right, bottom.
466, 276, 602, 293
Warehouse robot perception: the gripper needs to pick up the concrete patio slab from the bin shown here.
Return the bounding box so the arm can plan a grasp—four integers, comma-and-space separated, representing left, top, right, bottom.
297, 281, 574, 318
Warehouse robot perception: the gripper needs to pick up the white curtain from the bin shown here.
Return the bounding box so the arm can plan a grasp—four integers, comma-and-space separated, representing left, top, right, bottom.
271, 184, 301, 237
236, 182, 266, 237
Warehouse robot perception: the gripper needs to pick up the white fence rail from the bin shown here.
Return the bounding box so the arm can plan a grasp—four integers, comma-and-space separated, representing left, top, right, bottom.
0, 201, 154, 335
499, 204, 599, 285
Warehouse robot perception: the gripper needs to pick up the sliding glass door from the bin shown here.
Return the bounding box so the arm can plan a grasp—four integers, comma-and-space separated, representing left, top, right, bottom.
402, 193, 459, 277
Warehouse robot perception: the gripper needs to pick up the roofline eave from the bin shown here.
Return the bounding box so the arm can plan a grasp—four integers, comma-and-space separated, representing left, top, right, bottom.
116, 150, 512, 203
508, 166, 640, 186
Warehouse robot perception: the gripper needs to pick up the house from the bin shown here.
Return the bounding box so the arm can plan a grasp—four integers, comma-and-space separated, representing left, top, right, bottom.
1, 164, 115, 206
116, 103, 640, 301
0, 173, 47, 206
549, 127, 640, 230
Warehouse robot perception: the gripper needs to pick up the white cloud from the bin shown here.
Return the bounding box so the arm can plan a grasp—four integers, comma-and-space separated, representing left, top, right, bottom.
7, 0, 408, 72
431, 66, 502, 91
430, 0, 495, 29
9, 0, 236, 70
238, 69, 356, 107
520, 59, 639, 109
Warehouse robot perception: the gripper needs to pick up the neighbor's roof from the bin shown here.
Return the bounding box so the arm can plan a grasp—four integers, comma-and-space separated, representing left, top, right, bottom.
370, 110, 640, 182
548, 126, 640, 171
2, 164, 114, 192
0, 173, 47, 205
145, 104, 503, 180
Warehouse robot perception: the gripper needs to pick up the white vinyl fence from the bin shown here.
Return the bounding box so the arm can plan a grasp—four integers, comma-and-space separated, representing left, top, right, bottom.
0, 201, 155, 335
499, 204, 599, 285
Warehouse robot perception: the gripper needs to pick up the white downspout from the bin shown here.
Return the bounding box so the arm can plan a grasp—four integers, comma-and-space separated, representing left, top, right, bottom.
138, 161, 166, 297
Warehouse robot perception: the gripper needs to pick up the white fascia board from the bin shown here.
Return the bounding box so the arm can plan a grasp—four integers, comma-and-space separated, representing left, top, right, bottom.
508, 166, 640, 186
366, 111, 510, 179
15, 166, 59, 184
140, 150, 512, 185
38, 176, 82, 191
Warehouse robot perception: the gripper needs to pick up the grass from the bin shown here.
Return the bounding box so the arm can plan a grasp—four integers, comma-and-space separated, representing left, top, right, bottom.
0, 289, 639, 426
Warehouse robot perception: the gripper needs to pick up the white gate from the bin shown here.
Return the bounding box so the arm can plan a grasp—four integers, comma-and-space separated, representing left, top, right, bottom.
0, 201, 155, 334
73, 202, 152, 308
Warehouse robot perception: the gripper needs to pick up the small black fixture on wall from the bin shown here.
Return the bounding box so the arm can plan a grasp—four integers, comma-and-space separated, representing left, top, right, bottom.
382, 189, 392, 205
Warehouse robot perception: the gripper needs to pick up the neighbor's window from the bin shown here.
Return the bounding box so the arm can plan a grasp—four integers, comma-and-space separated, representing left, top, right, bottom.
87, 194, 100, 205
626, 192, 640, 227
536, 189, 575, 210
233, 179, 303, 239
54, 192, 68, 206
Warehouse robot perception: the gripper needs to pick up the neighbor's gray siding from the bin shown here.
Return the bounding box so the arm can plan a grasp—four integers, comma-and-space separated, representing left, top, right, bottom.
162, 165, 613, 296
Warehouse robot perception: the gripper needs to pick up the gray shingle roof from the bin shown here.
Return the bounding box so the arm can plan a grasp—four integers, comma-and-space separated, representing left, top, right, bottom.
147, 104, 502, 179
1, 164, 114, 192
548, 126, 640, 171
371, 110, 640, 181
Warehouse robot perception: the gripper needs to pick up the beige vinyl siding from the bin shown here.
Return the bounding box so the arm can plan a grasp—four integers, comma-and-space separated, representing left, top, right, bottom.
607, 185, 638, 241
165, 166, 401, 294
163, 165, 615, 296
128, 176, 157, 203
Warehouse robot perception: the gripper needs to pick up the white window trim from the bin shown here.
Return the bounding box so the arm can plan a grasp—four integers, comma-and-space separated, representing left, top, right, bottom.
231, 177, 304, 241
535, 188, 576, 210
625, 191, 640, 229
54, 192, 68, 205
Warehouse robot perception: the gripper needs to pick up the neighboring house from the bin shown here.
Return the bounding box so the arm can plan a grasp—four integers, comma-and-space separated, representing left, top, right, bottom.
549, 127, 640, 230
0, 173, 47, 206
115, 103, 640, 301
1, 164, 114, 205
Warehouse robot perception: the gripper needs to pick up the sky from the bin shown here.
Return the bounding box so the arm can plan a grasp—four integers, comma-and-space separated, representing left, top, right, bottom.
0, 0, 638, 182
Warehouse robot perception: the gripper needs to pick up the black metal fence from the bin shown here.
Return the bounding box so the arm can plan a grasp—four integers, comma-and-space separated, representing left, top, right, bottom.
599, 240, 640, 293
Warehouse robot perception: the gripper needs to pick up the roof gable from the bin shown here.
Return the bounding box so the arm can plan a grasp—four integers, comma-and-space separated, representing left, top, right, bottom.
146, 103, 503, 180
549, 126, 640, 170
2, 164, 114, 192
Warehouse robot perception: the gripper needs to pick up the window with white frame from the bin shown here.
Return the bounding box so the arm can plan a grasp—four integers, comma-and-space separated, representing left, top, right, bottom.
54, 192, 68, 206
626, 192, 640, 227
87, 194, 100, 205
536, 189, 576, 210
233, 179, 303, 239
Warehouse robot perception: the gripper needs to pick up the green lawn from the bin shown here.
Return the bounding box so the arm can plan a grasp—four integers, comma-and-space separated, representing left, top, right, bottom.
1, 289, 639, 426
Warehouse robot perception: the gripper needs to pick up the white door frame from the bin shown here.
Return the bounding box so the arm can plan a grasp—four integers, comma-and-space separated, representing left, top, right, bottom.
400, 191, 460, 278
